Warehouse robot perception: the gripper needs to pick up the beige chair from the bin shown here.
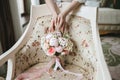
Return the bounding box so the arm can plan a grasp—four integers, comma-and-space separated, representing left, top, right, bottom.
0, 2, 111, 80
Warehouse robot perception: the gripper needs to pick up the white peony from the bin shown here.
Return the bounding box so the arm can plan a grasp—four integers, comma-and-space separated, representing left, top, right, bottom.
55, 46, 63, 53
50, 38, 59, 47
46, 33, 53, 40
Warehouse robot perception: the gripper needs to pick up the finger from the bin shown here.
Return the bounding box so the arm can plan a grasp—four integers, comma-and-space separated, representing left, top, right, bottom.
55, 17, 58, 27
65, 23, 69, 33
51, 21, 55, 32
58, 16, 60, 23
56, 16, 60, 30
49, 25, 52, 33
58, 19, 64, 31
64, 23, 67, 33
60, 23, 65, 33
63, 24, 65, 33
49, 20, 55, 32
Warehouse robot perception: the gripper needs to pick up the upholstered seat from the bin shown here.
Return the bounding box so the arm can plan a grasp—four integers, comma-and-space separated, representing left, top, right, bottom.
98, 8, 120, 31
0, 3, 111, 80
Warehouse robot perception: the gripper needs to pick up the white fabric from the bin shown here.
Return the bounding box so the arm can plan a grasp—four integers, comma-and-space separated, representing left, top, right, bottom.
53, 57, 83, 79
56, 0, 101, 7
30, 0, 40, 5
85, 1, 100, 7
56, 0, 86, 3
74, 0, 86, 3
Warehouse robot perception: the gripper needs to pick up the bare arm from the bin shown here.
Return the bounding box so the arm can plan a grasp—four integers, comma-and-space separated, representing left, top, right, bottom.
45, 0, 85, 32
45, 0, 60, 15
61, 0, 83, 17
45, 0, 61, 32
57, 1, 84, 32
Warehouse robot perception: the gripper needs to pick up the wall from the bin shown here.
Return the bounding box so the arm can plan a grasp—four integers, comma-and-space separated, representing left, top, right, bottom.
9, 0, 40, 41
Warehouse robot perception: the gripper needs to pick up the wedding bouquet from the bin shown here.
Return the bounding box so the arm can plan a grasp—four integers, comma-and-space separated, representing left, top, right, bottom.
41, 31, 73, 56
40, 31, 83, 79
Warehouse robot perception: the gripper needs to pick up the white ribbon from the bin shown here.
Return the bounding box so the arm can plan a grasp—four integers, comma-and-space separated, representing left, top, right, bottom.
53, 57, 83, 80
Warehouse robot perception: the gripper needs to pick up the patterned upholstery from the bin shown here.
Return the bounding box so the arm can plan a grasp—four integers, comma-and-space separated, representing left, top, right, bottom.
15, 15, 97, 80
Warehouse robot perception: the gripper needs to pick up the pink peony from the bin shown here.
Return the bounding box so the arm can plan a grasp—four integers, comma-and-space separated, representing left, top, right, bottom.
50, 38, 58, 47
55, 46, 63, 53
47, 47, 56, 56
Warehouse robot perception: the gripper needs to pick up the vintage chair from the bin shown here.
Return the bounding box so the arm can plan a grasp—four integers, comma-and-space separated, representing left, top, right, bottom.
0, 2, 111, 80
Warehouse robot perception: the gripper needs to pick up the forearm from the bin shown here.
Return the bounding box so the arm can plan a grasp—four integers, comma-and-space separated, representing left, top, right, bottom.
62, 0, 83, 16
45, 0, 60, 15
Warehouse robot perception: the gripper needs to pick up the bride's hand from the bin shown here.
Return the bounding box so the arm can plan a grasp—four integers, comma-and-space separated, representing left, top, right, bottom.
49, 14, 58, 32
57, 12, 67, 33
57, 12, 68, 33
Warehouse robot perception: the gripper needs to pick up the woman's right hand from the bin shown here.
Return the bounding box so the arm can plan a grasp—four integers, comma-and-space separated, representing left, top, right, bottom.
49, 13, 58, 32
57, 12, 67, 33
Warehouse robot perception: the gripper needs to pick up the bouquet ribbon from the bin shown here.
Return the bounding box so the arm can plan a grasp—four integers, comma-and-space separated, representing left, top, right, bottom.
53, 57, 83, 80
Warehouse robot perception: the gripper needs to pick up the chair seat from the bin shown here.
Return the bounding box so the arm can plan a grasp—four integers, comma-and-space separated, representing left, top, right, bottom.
13, 11, 110, 79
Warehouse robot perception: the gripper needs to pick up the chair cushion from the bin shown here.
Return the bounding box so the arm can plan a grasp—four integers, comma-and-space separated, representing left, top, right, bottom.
98, 8, 120, 24
15, 15, 97, 80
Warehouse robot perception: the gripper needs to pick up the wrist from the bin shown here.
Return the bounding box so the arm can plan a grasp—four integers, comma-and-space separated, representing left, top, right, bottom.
61, 11, 67, 18
52, 10, 60, 17
53, 12, 58, 16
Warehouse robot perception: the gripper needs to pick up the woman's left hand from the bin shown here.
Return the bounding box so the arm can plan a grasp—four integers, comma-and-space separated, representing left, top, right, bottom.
57, 12, 68, 33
